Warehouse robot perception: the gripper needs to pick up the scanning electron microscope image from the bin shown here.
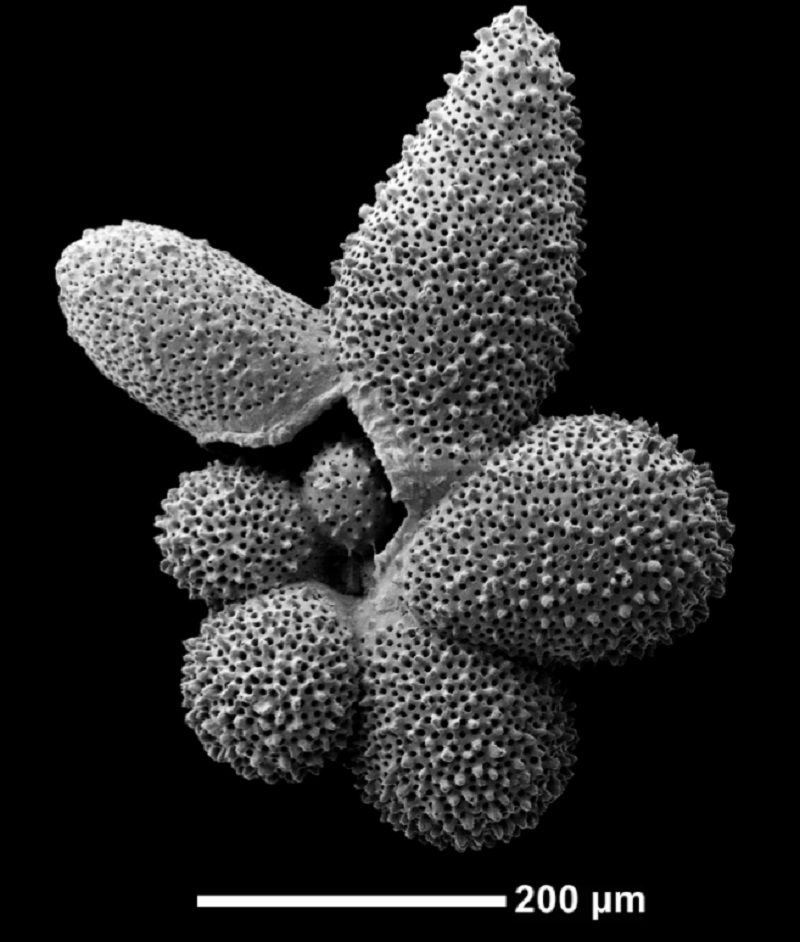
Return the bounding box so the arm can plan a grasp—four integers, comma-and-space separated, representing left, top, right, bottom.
55, 6, 733, 856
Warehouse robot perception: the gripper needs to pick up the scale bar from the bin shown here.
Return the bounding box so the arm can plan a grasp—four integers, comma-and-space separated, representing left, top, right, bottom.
197, 895, 508, 909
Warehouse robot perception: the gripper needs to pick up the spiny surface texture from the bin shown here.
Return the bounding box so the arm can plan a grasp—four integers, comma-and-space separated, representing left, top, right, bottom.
302, 441, 392, 553
328, 6, 584, 503
402, 415, 734, 665
350, 618, 577, 851
56, 5, 735, 855
156, 461, 322, 604
56, 221, 341, 446
182, 584, 359, 784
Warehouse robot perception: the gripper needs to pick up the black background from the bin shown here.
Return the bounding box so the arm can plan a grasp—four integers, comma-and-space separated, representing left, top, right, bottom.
37, 0, 758, 930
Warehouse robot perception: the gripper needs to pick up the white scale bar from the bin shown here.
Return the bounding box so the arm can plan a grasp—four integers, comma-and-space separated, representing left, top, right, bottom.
197, 895, 507, 909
